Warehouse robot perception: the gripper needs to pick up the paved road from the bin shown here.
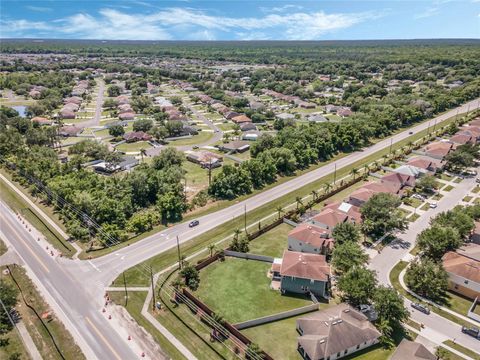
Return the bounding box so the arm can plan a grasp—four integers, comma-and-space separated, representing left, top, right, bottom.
77, 79, 105, 128
0, 202, 145, 360
369, 173, 480, 354
92, 98, 480, 285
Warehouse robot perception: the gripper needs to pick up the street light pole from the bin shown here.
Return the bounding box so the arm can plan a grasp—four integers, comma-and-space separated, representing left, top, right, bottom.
244, 204, 247, 234
333, 163, 337, 185
176, 235, 181, 270
150, 266, 156, 312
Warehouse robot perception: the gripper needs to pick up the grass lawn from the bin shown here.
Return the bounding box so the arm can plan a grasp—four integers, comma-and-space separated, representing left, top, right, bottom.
0, 321, 30, 360
443, 185, 454, 192
167, 131, 214, 146
443, 340, 480, 360
432, 193, 444, 201
463, 195, 473, 202
444, 291, 474, 316
408, 213, 420, 222
116, 141, 152, 152
453, 177, 463, 184
108, 291, 189, 360
405, 197, 423, 208
420, 203, 430, 211
216, 123, 235, 131
438, 173, 454, 181
2, 265, 85, 360
248, 223, 294, 258
0, 237, 7, 256
472, 186, 480, 194
195, 257, 311, 323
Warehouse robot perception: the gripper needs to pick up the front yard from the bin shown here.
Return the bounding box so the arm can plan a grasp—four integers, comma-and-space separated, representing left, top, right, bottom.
115, 141, 152, 153
194, 257, 311, 323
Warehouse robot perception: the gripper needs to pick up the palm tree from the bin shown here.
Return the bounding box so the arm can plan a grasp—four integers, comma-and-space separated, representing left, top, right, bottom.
363, 164, 369, 175
208, 244, 216, 258
276, 206, 284, 219
311, 190, 318, 201
233, 228, 241, 241
323, 182, 332, 194
140, 148, 147, 163
350, 167, 359, 180
295, 196, 303, 210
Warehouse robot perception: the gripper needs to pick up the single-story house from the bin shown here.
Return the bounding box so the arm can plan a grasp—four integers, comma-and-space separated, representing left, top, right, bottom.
389, 339, 436, 360
186, 151, 223, 168
29, 89, 42, 99
118, 112, 135, 121
449, 133, 475, 145
361, 181, 403, 196
276, 113, 295, 121
296, 303, 381, 360
123, 131, 152, 142
459, 126, 480, 140
93, 156, 139, 173
31, 117, 53, 126
64, 96, 83, 105
422, 141, 455, 160
232, 114, 252, 124
325, 104, 341, 113
249, 101, 265, 111
287, 223, 334, 256
198, 94, 213, 104
116, 95, 129, 105
118, 104, 133, 113
218, 140, 250, 153
381, 172, 416, 188
105, 120, 129, 128
347, 188, 378, 207
323, 201, 362, 224
242, 131, 261, 141
274, 250, 330, 298
307, 114, 328, 123
59, 109, 76, 120
295, 99, 316, 109
224, 111, 241, 120
442, 243, 480, 300
58, 125, 82, 137
240, 123, 257, 132
406, 156, 444, 173
393, 165, 426, 178
337, 108, 353, 117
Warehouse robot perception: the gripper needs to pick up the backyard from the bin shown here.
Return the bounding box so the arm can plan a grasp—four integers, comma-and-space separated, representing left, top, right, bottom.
248, 223, 294, 258
194, 257, 312, 323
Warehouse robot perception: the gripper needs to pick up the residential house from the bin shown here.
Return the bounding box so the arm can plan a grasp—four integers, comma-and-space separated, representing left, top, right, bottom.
361, 181, 403, 197
471, 221, 480, 245
123, 131, 152, 142
240, 123, 257, 132
347, 188, 378, 207
116, 95, 130, 105
389, 339, 436, 360
275, 250, 330, 298
323, 201, 362, 224
287, 223, 334, 256
337, 108, 353, 117
422, 141, 455, 160
449, 133, 475, 145
59, 109, 76, 120
58, 125, 82, 137
296, 303, 381, 360
442, 243, 480, 300
93, 156, 139, 174
218, 141, 250, 153
119, 112, 135, 121
64, 96, 83, 105
225, 111, 241, 120
381, 172, 416, 188
231, 114, 252, 124
186, 151, 223, 168
407, 156, 444, 173
393, 165, 426, 178
31, 117, 53, 126
307, 114, 328, 123
310, 208, 350, 230
276, 113, 295, 121
294, 99, 316, 109
249, 101, 265, 111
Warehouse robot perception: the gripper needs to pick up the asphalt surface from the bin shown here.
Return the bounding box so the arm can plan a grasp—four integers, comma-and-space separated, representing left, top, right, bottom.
369, 173, 480, 354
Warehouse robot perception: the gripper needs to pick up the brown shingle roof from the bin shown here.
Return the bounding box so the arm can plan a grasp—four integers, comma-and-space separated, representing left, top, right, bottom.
311, 208, 349, 229
390, 339, 436, 360
297, 304, 381, 360
280, 250, 330, 282
442, 243, 480, 284
288, 224, 333, 250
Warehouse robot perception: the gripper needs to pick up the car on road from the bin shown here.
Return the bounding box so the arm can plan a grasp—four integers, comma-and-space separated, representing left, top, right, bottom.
192, 145, 199, 149
411, 302, 430, 314
409, 131, 414, 135
429, 202, 437, 209
462, 326, 480, 339
189, 220, 200, 228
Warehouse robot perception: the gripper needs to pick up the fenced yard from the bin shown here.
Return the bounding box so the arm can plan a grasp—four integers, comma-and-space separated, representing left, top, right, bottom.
248, 222, 294, 258
194, 257, 312, 323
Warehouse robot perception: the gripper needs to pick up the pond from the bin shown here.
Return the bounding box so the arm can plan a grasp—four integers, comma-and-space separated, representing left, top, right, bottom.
11, 105, 27, 117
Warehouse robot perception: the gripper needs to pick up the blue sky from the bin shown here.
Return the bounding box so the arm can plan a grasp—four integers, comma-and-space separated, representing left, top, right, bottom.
1, 1, 479, 40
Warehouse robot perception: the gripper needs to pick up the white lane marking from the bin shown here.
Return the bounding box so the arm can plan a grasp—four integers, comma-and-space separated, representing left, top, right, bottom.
88, 260, 101, 272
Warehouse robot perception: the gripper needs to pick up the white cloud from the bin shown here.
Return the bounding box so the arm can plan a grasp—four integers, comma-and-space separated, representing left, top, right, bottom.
25, 6, 52, 13
0, 7, 379, 40
414, 7, 439, 19
260, 4, 304, 13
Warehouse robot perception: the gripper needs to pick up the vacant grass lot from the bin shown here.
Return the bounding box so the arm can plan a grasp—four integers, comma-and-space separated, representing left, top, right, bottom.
248, 223, 294, 258
116, 141, 152, 152
194, 257, 311, 323
167, 131, 214, 146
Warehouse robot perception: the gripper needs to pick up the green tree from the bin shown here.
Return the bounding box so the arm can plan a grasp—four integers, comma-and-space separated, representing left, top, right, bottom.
332, 242, 369, 274
405, 258, 448, 301
361, 193, 407, 238
417, 225, 462, 260
0, 280, 19, 334
152, 147, 184, 169
108, 125, 125, 138
415, 175, 438, 194
445, 148, 475, 172
132, 118, 153, 132
433, 207, 474, 239
180, 263, 200, 290
157, 191, 186, 223
373, 285, 408, 338
337, 267, 377, 307
107, 85, 121, 97
332, 222, 361, 245
208, 165, 252, 200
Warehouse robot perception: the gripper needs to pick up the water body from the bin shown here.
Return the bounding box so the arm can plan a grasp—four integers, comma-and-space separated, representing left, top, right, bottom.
11, 105, 27, 117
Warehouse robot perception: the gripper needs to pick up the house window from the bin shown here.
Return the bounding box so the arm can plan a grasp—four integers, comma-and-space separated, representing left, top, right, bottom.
464, 280, 469, 284
356, 345, 360, 350
344, 350, 348, 355
337, 352, 340, 358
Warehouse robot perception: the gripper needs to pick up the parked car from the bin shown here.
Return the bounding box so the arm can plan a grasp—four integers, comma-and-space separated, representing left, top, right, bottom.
476, 178, 480, 184
429, 202, 437, 209
411, 302, 430, 314
189, 220, 200, 228
462, 326, 480, 339
412, 194, 425, 201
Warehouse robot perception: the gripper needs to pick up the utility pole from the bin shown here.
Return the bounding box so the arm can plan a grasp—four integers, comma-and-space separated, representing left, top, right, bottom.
427, 121, 431, 135
389, 138, 393, 154
176, 235, 182, 269
208, 159, 212, 187
333, 163, 337, 185
432, 119, 437, 133
244, 204, 247, 234
150, 266, 155, 312
123, 272, 128, 307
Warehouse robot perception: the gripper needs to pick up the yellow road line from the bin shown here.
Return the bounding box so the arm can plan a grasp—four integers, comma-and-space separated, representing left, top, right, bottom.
85, 316, 123, 360
2, 215, 50, 273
